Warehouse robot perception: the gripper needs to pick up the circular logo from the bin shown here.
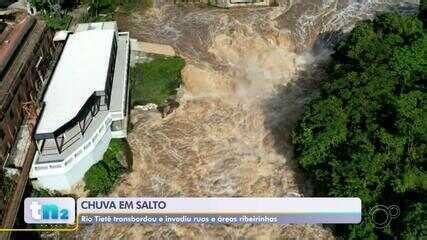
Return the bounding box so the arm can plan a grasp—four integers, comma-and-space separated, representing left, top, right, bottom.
369, 205, 400, 228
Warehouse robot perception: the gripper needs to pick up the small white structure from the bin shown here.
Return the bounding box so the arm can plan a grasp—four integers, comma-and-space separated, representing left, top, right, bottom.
209, 0, 271, 8
53, 30, 70, 42
30, 22, 130, 191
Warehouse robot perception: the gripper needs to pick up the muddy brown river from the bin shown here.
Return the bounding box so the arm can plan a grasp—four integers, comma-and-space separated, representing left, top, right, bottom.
57, 1, 418, 239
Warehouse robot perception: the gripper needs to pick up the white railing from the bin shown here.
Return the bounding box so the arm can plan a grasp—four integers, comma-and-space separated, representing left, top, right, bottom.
31, 115, 113, 175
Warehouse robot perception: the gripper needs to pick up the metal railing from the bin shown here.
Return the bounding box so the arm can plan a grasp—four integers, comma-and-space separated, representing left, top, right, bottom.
31, 115, 113, 174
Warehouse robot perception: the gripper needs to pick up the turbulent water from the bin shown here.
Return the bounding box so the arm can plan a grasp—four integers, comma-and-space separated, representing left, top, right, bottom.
64, 1, 418, 239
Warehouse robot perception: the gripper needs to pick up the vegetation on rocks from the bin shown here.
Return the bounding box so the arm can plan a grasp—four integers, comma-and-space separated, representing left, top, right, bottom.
131, 56, 185, 106
0, 22, 7, 33
30, 0, 72, 30
31, 188, 63, 197
1, 175, 15, 203
292, 12, 426, 239
84, 139, 129, 196
42, 13, 71, 30
81, 0, 140, 22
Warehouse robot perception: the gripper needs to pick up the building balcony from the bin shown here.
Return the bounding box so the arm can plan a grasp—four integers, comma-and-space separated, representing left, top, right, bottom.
31, 110, 112, 176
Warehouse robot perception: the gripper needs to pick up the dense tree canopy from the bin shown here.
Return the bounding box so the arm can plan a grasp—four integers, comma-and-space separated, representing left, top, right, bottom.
292, 12, 426, 239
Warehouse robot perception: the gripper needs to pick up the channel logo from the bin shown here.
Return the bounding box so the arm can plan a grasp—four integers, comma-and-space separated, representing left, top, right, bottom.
24, 197, 75, 224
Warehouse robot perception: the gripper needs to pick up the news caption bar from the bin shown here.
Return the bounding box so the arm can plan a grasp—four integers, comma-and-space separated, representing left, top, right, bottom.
25, 197, 361, 224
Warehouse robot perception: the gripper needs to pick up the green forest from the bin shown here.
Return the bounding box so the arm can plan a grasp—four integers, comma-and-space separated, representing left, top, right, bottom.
292, 11, 426, 240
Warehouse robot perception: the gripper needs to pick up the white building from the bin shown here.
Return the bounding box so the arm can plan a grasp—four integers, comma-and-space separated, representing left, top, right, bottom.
29, 22, 130, 190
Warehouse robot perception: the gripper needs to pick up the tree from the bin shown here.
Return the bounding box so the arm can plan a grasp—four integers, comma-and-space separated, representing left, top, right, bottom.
293, 12, 426, 239
401, 203, 427, 239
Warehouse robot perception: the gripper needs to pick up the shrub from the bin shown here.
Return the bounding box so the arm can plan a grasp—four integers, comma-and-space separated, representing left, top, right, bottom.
83, 139, 128, 196
86, 0, 140, 16
42, 13, 71, 30
0, 22, 7, 33
83, 162, 113, 196
31, 188, 62, 197
1, 175, 15, 202
131, 56, 185, 106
